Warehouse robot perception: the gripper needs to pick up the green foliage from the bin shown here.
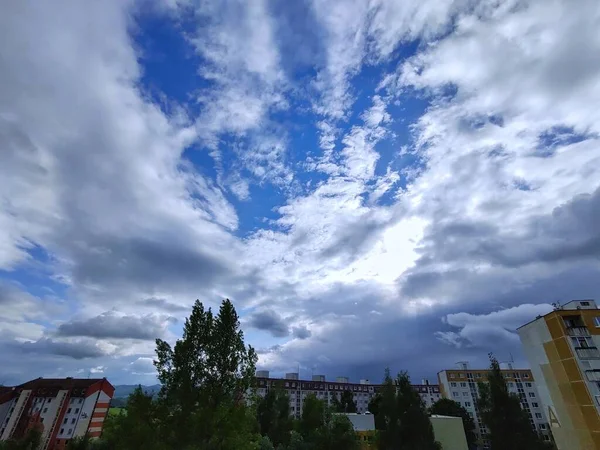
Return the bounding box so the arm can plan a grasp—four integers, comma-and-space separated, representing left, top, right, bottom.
429, 398, 477, 448
477, 354, 552, 450
373, 369, 440, 450
332, 390, 357, 413
99, 386, 164, 450
0, 429, 41, 450
256, 389, 294, 448
153, 298, 259, 449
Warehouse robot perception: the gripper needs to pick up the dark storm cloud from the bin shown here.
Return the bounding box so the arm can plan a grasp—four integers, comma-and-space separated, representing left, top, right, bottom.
292, 325, 311, 340
67, 236, 230, 294
21, 337, 109, 359
411, 186, 600, 273
57, 311, 171, 340
247, 309, 290, 337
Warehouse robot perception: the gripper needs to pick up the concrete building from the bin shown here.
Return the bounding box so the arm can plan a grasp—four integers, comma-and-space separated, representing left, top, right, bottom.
0, 377, 114, 450
431, 415, 469, 450
438, 363, 551, 449
518, 299, 600, 450
254, 372, 441, 418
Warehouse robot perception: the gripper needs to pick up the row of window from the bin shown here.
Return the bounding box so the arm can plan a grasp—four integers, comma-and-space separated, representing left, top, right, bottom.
449, 372, 530, 379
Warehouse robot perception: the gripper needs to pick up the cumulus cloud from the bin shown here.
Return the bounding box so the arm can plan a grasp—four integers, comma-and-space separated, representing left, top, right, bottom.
436, 303, 554, 349
247, 309, 290, 338
20, 338, 114, 360
57, 311, 175, 340
3, 0, 600, 385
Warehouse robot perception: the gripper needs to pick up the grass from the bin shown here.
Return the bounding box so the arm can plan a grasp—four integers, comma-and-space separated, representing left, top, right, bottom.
108, 407, 127, 416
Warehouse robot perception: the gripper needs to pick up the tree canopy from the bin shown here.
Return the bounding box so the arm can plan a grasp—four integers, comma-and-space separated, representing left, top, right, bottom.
371, 369, 440, 450
477, 354, 552, 450
332, 390, 357, 413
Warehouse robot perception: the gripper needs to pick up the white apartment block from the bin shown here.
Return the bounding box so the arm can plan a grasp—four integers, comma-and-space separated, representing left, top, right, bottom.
0, 377, 114, 450
438, 363, 551, 449
254, 371, 441, 418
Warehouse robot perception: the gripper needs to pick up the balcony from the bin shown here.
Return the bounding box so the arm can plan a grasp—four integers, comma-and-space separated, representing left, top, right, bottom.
567, 326, 590, 337
575, 347, 600, 359
586, 370, 600, 382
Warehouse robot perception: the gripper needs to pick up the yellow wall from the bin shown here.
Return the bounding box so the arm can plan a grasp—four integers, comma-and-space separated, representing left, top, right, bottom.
541, 312, 600, 449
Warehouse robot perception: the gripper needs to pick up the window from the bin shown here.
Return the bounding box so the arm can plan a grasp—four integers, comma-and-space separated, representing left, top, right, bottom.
539, 424, 547, 430
582, 301, 591, 306
71, 418, 76, 424
40, 418, 44, 423
529, 392, 536, 398
60, 428, 64, 434
63, 418, 67, 424
43, 408, 47, 413
453, 392, 459, 398
526, 383, 532, 388
67, 408, 72, 413
463, 392, 469, 396
523, 373, 530, 378
285, 382, 289, 387
460, 382, 467, 387
68, 429, 72, 434
532, 402, 539, 408
451, 382, 457, 387
476, 373, 482, 378
47, 399, 51, 403
449, 374, 456, 379
535, 413, 542, 419
595, 317, 600, 328
465, 402, 471, 407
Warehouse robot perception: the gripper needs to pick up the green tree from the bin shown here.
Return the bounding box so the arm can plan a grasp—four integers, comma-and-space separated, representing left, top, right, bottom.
256, 389, 294, 447
373, 369, 440, 450
0, 429, 41, 450
298, 394, 325, 442
153, 298, 259, 449
332, 390, 357, 413
430, 398, 477, 449
315, 414, 360, 450
99, 386, 164, 450
477, 354, 551, 450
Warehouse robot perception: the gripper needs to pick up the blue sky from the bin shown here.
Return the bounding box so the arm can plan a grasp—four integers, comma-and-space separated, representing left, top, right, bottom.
1, 0, 600, 386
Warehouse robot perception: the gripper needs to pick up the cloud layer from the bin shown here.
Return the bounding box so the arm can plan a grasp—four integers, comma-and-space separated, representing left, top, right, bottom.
1, 0, 599, 384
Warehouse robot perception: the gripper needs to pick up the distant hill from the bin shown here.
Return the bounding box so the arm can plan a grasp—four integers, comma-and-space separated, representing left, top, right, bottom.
113, 384, 161, 399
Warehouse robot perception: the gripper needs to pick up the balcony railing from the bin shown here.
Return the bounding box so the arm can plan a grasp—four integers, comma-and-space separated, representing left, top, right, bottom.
586, 370, 600, 382
567, 326, 590, 337
575, 347, 600, 359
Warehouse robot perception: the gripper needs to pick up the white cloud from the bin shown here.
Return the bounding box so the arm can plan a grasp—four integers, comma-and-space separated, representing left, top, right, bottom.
437, 303, 554, 348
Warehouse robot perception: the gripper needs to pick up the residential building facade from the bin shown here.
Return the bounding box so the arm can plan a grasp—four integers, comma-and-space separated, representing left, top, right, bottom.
518, 299, 600, 450
254, 372, 441, 418
0, 377, 114, 450
438, 364, 551, 449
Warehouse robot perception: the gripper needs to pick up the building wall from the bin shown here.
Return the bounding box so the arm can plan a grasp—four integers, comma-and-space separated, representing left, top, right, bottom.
519, 306, 600, 450
0, 398, 17, 438
255, 377, 441, 418
438, 368, 550, 449
431, 415, 468, 450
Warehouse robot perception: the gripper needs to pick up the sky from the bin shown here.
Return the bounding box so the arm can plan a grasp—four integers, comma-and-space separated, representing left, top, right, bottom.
1, 0, 600, 386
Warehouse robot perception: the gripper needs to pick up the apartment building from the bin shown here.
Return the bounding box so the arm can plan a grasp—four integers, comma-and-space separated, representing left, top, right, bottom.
0, 377, 114, 450
438, 363, 551, 449
254, 371, 442, 418
518, 299, 600, 450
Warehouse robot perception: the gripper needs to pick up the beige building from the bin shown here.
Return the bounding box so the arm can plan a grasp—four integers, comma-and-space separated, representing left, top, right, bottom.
518, 299, 600, 450
254, 371, 441, 417
438, 363, 551, 449
431, 415, 469, 450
